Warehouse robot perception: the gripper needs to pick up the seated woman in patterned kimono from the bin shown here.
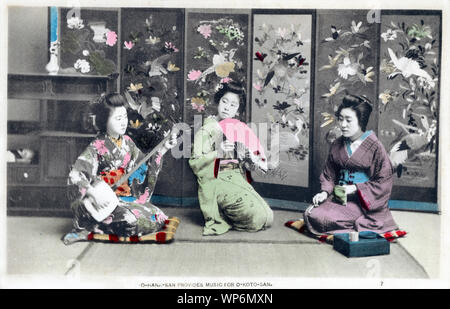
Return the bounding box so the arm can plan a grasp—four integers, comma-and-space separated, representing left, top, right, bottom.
189, 82, 273, 236
62, 93, 178, 245
286, 94, 406, 243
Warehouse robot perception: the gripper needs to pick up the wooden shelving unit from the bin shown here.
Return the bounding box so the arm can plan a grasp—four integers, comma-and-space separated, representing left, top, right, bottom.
7, 73, 116, 216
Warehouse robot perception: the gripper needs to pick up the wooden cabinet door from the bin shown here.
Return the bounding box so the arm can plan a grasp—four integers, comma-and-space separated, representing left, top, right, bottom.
41, 137, 74, 185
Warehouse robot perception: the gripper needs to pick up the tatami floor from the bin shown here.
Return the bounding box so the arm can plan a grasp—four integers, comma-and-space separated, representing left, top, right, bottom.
3, 207, 443, 288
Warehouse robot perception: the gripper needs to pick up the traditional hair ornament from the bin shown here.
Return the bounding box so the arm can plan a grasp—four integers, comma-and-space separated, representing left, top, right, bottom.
214, 82, 224, 92
358, 94, 373, 106
92, 92, 107, 105
347, 94, 373, 107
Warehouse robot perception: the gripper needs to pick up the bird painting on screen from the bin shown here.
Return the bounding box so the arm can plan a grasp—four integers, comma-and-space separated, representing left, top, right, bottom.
144, 54, 171, 77
388, 113, 436, 177
278, 116, 306, 152
387, 48, 433, 81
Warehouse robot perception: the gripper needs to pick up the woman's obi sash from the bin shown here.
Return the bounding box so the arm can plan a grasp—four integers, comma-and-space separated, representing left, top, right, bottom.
338, 169, 369, 185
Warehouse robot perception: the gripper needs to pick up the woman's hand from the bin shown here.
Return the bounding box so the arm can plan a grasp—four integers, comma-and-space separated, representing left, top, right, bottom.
220, 140, 235, 158
220, 140, 235, 152
164, 133, 178, 150
256, 158, 268, 173
312, 191, 328, 206
344, 184, 357, 195
249, 151, 268, 173
158, 133, 178, 156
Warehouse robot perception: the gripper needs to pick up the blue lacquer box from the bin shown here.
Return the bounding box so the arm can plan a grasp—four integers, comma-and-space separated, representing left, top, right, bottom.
333, 231, 390, 258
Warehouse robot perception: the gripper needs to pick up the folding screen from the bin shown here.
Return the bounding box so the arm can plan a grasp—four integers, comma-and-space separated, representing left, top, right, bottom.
184, 11, 250, 124
120, 8, 185, 199
248, 10, 314, 204
182, 10, 250, 199
59, 8, 119, 76
312, 10, 379, 195
53, 8, 441, 210
378, 11, 440, 204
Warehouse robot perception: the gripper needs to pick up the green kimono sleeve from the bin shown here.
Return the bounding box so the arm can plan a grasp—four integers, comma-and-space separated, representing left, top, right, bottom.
188, 121, 220, 180
189, 120, 231, 235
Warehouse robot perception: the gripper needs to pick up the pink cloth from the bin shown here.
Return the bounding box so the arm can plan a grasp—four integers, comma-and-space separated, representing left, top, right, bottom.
93, 140, 108, 156
136, 188, 150, 204
155, 152, 163, 165
121, 152, 131, 168
220, 159, 239, 165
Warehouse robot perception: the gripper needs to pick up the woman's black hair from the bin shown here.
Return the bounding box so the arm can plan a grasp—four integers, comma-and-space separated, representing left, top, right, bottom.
335, 94, 373, 131
92, 93, 127, 133
213, 81, 247, 114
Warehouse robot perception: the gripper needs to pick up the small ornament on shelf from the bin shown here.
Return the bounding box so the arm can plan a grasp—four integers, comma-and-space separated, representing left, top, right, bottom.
46, 7, 60, 75
7, 149, 37, 164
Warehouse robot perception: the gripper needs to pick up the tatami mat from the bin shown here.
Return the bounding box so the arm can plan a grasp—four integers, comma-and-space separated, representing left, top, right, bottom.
6, 207, 431, 279
169, 207, 317, 243
75, 241, 427, 278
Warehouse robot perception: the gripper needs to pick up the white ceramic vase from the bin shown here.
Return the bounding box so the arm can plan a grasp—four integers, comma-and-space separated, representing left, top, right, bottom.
45, 41, 60, 75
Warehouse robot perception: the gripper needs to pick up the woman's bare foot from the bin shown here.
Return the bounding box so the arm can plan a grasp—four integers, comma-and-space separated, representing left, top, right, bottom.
62, 230, 90, 245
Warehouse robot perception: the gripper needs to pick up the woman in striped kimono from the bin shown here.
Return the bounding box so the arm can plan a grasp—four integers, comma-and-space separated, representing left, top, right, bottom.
286, 95, 406, 243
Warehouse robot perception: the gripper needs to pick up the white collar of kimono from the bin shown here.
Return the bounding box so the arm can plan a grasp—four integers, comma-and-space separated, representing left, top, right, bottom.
345, 130, 372, 157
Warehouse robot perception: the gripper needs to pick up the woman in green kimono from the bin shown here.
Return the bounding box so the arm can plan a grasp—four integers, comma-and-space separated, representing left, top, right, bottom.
62, 93, 177, 245
189, 82, 273, 236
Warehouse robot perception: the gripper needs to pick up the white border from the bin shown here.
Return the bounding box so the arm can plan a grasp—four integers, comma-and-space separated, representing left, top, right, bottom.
1, 0, 449, 289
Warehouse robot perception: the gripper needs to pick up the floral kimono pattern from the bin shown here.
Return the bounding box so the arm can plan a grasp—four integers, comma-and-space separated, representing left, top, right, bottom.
189, 117, 273, 236
68, 133, 168, 237
304, 131, 399, 235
